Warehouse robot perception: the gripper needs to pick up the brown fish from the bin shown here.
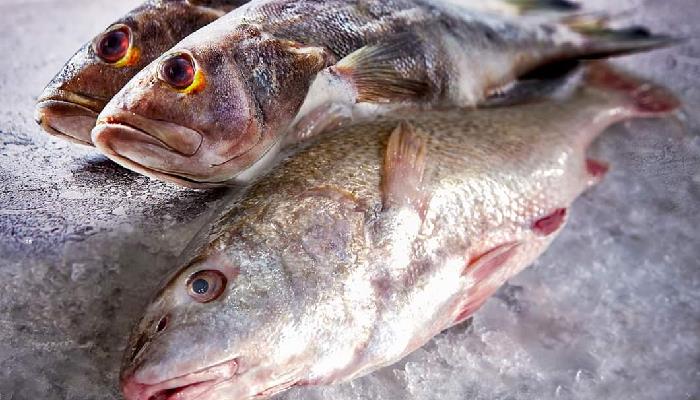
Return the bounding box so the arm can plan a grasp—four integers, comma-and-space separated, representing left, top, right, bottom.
119, 63, 679, 400
92, 0, 674, 187
34, 0, 250, 145
34, 0, 576, 146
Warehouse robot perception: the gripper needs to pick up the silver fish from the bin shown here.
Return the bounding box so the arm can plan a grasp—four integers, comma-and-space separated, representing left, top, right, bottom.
119, 63, 679, 400
92, 0, 673, 187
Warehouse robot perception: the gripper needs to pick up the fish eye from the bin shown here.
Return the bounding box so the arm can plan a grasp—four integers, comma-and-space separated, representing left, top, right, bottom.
186, 270, 227, 303
159, 53, 196, 90
96, 25, 131, 64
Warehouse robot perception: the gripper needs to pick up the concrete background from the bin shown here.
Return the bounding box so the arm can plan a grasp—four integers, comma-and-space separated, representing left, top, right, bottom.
0, 0, 698, 399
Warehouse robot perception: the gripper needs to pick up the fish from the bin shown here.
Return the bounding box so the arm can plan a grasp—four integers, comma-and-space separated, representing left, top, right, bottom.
92, 0, 675, 188
443, 0, 581, 17
34, 0, 251, 145
119, 63, 679, 400
34, 0, 576, 146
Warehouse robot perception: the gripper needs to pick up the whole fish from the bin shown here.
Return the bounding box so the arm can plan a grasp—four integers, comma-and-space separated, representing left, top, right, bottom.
34, 0, 574, 146
35, 0, 250, 145
92, 0, 673, 188
119, 63, 679, 400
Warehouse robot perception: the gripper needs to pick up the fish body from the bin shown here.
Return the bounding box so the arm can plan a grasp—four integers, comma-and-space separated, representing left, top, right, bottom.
93, 0, 672, 187
120, 64, 679, 400
34, 0, 576, 146
35, 0, 250, 145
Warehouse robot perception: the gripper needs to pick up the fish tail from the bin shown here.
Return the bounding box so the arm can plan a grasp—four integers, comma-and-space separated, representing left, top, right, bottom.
567, 16, 682, 59
584, 62, 680, 118
505, 0, 581, 14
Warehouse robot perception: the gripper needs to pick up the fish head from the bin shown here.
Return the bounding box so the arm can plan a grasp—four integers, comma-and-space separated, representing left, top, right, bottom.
121, 188, 373, 399
121, 239, 308, 400
35, 1, 223, 145
92, 42, 260, 188
93, 22, 331, 187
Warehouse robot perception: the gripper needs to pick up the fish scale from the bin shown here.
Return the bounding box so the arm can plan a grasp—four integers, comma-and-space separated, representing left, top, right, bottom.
119, 64, 679, 400
36, 0, 588, 146
94, 0, 674, 187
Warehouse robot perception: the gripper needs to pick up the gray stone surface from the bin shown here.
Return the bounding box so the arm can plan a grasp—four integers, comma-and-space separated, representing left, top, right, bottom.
0, 0, 698, 399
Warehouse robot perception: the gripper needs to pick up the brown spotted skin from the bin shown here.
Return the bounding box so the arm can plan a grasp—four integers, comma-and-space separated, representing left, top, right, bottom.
119, 66, 680, 400
36, 0, 249, 144
95, 0, 639, 187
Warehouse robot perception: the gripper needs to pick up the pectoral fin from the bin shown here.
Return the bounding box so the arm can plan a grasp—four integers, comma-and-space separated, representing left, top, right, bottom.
333, 34, 430, 104
463, 242, 521, 281
285, 103, 353, 146
381, 121, 428, 214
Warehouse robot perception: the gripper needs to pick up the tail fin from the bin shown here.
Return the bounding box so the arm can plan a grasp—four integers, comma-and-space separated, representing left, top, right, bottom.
565, 14, 681, 59
584, 62, 680, 117
505, 0, 581, 14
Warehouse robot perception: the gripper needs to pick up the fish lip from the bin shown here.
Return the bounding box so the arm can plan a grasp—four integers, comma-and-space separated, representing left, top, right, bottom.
121, 358, 240, 400
37, 89, 108, 113
97, 111, 203, 156
91, 123, 228, 189
35, 99, 99, 145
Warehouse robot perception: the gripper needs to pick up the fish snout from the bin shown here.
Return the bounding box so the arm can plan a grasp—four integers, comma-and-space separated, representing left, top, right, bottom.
94, 109, 203, 156
91, 109, 218, 187
35, 89, 106, 145
121, 376, 150, 400
121, 358, 240, 400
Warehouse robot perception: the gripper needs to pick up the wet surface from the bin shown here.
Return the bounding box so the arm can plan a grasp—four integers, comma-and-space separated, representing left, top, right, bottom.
0, 1, 698, 399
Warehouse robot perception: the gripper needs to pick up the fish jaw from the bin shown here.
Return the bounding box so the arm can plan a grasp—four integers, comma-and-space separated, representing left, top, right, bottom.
121, 358, 240, 400
34, 89, 107, 145
91, 116, 270, 188
97, 110, 203, 156
91, 120, 219, 188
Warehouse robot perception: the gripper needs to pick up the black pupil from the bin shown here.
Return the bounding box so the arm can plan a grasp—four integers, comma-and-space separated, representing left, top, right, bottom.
192, 278, 209, 295
164, 57, 194, 86
100, 30, 128, 58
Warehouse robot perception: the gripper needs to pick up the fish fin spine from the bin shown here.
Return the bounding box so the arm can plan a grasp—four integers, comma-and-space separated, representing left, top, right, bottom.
284, 42, 333, 70
381, 121, 428, 214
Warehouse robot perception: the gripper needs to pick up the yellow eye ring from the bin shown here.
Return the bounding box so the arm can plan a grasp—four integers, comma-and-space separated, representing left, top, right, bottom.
114, 46, 141, 68
179, 68, 206, 94
95, 24, 140, 67
159, 52, 206, 94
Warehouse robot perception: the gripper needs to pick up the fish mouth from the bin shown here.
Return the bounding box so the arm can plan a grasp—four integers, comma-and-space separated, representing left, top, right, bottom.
93, 111, 270, 188
92, 116, 223, 188
97, 111, 203, 156
35, 94, 105, 145
121, 358, 240, 400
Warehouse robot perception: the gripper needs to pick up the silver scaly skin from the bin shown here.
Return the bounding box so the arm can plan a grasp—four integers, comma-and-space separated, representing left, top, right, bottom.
120, 64, 679, 400
92, 0, 672, 188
